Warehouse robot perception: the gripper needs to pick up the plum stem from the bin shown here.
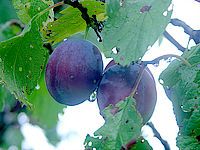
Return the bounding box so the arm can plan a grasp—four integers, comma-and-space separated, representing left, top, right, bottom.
33, 1, 64, 21
128, 64, 146, 97
142, 54, 192, 67
39, 1, 64, 15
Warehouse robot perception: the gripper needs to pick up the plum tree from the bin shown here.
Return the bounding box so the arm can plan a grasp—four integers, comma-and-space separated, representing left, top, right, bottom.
45, 39, 103, 106
97, 62, 157, 123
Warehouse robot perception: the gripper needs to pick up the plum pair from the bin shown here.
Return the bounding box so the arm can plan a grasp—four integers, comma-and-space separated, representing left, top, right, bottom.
45, 39, 157, 123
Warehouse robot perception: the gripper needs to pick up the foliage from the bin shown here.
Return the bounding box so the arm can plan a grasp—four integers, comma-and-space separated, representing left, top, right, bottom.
42, 0, 106, 44
101, 0, 172, 66
0, 0, 199, 149
84, 96, 149, 150
159, 45, 200, 149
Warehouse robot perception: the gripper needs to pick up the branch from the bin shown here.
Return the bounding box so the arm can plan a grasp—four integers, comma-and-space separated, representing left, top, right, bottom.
64, 0, 103, 41
147, 122, 170, 150
142, 54, 192, 67
163, 31, 186, 52
170, 19, 200, 44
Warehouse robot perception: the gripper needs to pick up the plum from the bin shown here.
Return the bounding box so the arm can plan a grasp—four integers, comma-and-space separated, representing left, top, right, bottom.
97, 62, 157, 123
45, 39, 103, 106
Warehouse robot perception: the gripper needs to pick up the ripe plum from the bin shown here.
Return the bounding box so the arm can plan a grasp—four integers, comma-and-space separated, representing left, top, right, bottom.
45, 39, 103, 106
97, 62, 157, 123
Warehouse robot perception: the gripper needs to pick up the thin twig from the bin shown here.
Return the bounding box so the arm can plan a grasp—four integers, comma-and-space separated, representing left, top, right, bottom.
163, 31, 186, 52
170, 19, 193, 35
170, 19, 200, 44
147, 122, 170, 150
142, 54, 192, 67
64, 0, 103, 41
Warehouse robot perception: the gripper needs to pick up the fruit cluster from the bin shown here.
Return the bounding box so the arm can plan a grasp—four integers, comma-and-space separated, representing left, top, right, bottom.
45, 39, 157, 123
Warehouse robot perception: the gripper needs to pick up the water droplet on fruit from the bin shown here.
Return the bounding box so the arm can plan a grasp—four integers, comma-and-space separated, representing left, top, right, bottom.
29, 57, 32, 61
19, 67, 22, 72
166, 86, 169, 89
135, 91, 138, 95
64, 38, 67, 41
35, 84, 40, 89
30, 45, 34, 48
70, 75, 74, 79
89, 91, 96, 102
153, 62, 159, 67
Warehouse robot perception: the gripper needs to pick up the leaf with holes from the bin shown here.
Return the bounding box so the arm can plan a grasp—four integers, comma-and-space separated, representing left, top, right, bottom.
177, 107, 200, 150
0, 11, 51, 104
159, 45, 200, 127
42, 0, 106, 45
159, 45, 200, 149
102, 0, 172, 66
84, 96, 145, 149
13, 0, 54, 25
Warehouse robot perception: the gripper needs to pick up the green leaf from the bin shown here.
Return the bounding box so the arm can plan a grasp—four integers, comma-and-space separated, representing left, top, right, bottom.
42, 0, 106, 44
13, 0, 54, 25
130, 137, 152, 150
0, 85, 16, 111
84, 96, 145, 149
0, 11, 51, 104
180, 107, 200, 136
44, 126, 60, 145
102, 0, 172, 66
159, 45, 200, 150
177, 135, 200, 150
0, 0, 18, 24
159, 45, 200, 126
69, 28, 105, 52
27, 69, 65, 128
0, 21, 22, 42
170, 82, 192, 128
177, 108, 200, 150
